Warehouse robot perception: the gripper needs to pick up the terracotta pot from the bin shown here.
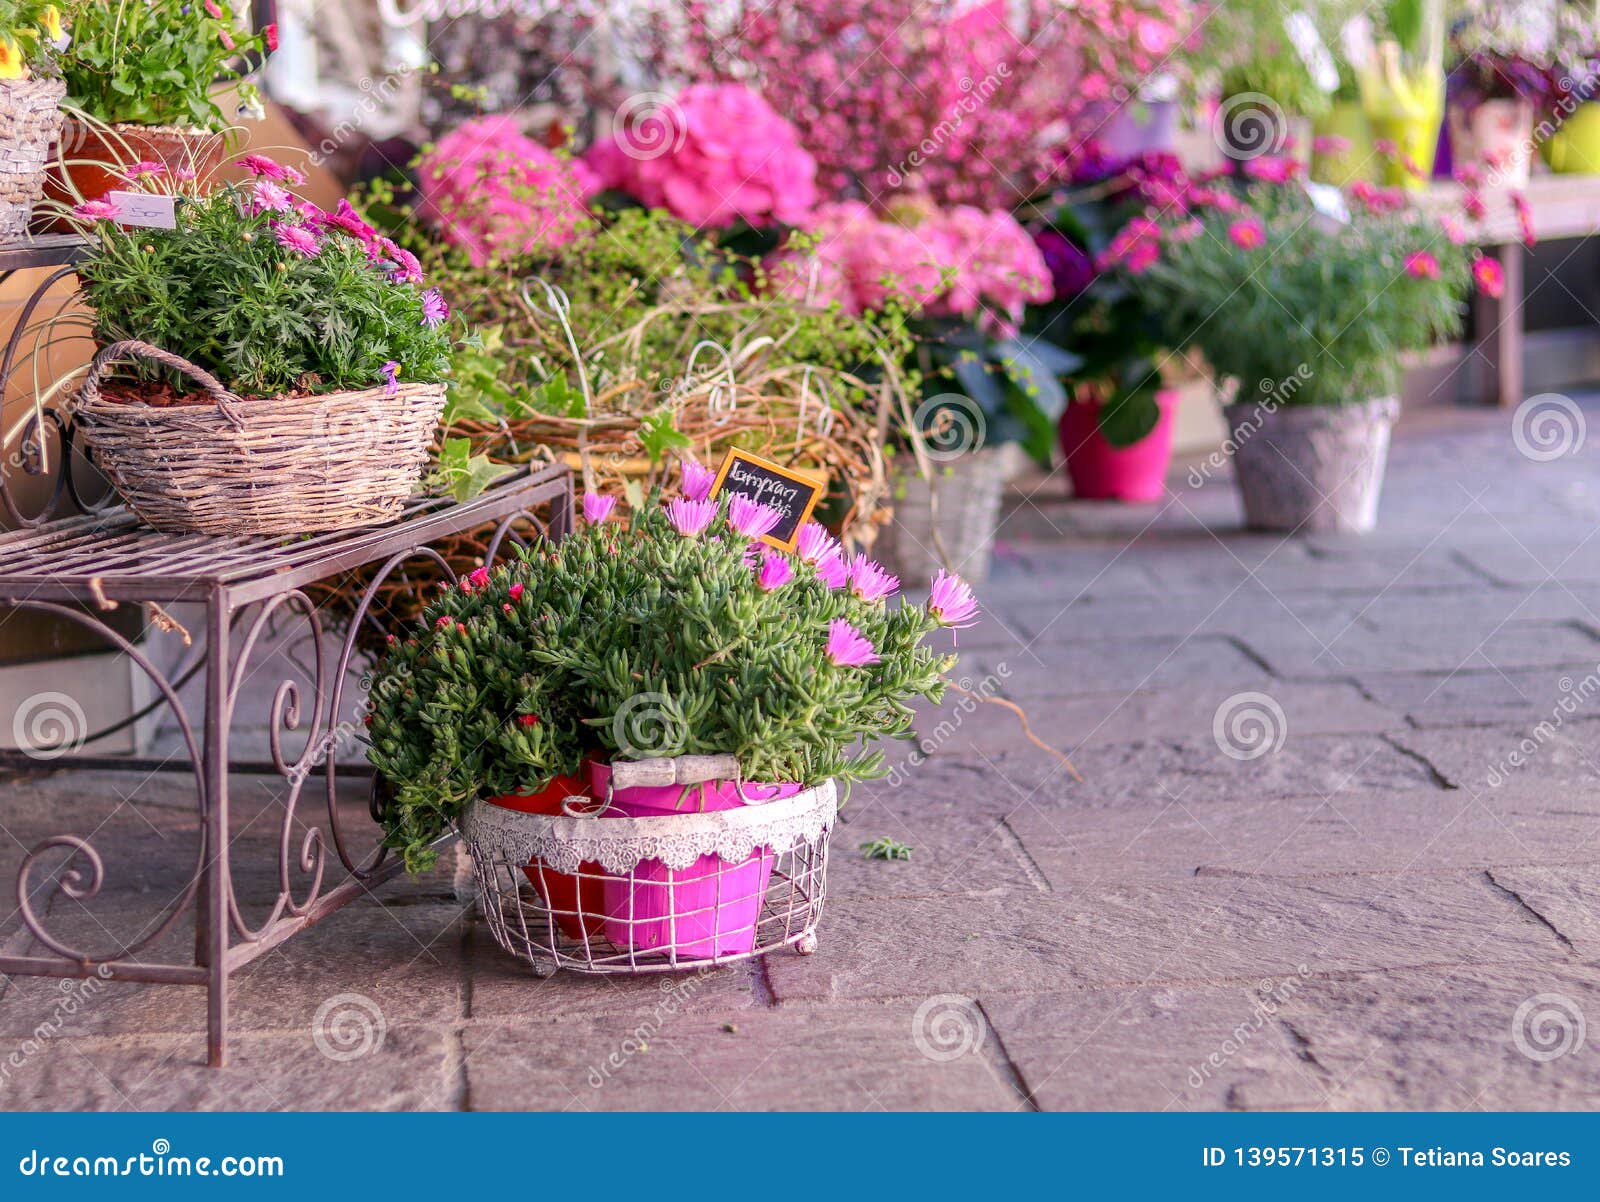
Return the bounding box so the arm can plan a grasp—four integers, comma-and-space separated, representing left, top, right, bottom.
1223, 396, 1398, 534
1449, 98, 1534, 188
486, 774, 605, 940
46, 120, 228, 209
1059, 389, 1178, 503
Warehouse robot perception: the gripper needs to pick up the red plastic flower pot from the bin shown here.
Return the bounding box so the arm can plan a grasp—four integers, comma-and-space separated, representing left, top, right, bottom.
588, 761, 800, 959
486, 775, 605, 940
1059, 388, 1178, 503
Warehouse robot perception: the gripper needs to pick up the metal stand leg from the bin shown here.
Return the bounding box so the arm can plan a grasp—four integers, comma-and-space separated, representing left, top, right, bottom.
203, 590, 232, 1067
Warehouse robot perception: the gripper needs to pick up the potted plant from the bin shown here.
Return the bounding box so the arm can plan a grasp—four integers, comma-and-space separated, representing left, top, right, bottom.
1115, 174, 1479, 533
53, 0, 271, 202
366, 490, 974, 959
1537, 4, 1600, 174
1446, 0, 1564, 187
0, 1, 69, 241
67, 156, 455, 535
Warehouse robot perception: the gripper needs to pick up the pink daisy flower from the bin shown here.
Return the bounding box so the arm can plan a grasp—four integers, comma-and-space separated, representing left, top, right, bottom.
420, 288, 449, 328
1473, 256, 1504, 299
728, 495, 782, 539
239, 153, 288, 180
815, 551, 848, 589
72, 199, 118, 221
825, 618, 879, 667
848, 554, 899, 604
679, 457, 715, 501
272, 221, 320, 257
1404, 251, 1439, 280
928, 570, 980, 628
125, 160, 166, 179
667, 497, 716, 537
582, 493, 617, 524
796, 521, 838, 565
755, 551, 794, 592
1227, 219, 1265, 250
251, 179, 293, 213
319, 198, 376, 242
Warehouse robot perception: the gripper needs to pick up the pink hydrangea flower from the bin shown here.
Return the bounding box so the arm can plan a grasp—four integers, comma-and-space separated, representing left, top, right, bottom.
583, 84, 818, 229
272, 221, 320, 257
417, 116, 599, 266
848, 554, 899, 604
928, 570, 979, 628
667, 496, 717, 537
1404, 251, 1439, 280
755, 550, 794, 591
679, 457, 716, 501
824, 618, 879, 667
728, 495, 782, 539
582, 493, 617, 524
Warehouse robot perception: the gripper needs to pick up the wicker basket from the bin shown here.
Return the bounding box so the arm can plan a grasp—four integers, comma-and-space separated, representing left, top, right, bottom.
74, 340, 447, 536
0, 76, 66, 244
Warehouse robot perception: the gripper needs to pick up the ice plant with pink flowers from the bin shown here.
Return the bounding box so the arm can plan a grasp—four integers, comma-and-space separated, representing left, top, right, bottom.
72, 156, 454, 398
368, 492, 971, 867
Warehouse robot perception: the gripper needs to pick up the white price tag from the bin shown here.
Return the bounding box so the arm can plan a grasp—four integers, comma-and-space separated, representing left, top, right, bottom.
108, 191, 178, 230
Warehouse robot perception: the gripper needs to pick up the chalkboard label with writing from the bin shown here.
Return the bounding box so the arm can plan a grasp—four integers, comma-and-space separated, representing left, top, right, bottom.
709, 448, 826, 551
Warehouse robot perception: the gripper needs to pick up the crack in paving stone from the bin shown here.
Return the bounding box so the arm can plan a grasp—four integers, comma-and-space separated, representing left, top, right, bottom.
1484, 869, 1578, 954
1379, 733, 1458, 789
997, 818, 1052, 893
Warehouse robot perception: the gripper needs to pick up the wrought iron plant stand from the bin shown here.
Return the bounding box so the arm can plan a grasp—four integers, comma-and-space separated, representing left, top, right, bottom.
0, 235, 575, 1066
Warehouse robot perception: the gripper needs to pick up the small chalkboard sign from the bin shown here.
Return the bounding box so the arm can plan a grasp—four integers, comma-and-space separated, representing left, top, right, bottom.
709, 448, 826, 551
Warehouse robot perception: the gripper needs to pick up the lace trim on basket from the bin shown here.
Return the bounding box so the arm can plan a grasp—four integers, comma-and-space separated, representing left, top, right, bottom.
460, 781, 838, 873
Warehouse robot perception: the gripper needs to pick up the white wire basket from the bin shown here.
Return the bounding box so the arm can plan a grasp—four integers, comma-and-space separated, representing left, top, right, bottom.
460, 769, 837, 975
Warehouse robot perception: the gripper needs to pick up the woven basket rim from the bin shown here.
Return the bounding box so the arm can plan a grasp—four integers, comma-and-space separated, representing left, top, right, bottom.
82, 379, 446, 415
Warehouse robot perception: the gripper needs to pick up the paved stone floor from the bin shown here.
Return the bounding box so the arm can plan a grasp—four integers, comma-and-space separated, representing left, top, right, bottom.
5, 399, 1600, 1110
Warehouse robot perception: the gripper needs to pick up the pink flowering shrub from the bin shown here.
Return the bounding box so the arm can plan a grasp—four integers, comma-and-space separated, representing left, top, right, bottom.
417, 116, 599, 265
584, 83, 818, 228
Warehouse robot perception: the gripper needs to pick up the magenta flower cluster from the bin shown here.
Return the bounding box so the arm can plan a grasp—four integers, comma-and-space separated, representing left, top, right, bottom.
583, 83, 818, 230
417, 116, 599, 266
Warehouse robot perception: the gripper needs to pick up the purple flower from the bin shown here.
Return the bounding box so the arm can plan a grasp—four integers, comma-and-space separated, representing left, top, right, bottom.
271, 221, 320, 257
728, 495, 782, 539
928, 570, 979, 628
582, 492, 617, 524
387, 245, 423, 285
814, 551, 848, 589
1035, 230, 1094, 300
679, 457, 715, 501
755, 551, 794, 592
420, 288, 449, 328
381, 360, 400, 395
825, 618, 879, 667
666, 497, 717, 537
796, 521, 838, 563
848, 554, 899, 604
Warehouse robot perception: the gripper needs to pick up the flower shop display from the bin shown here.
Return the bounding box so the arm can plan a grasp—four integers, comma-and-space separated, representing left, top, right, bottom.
1115, 171, 1482, 533
52, 0, 271, 203
0, 1, 69, 241
1445, 0, 1566, 187
68, 158, 454, 535
366, 491, 973, 966
1348, 0, 1447, 188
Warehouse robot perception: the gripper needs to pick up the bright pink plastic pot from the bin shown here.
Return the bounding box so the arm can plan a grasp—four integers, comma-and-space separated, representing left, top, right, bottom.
1059, 388, 1179, 503
588, 762, 799, 959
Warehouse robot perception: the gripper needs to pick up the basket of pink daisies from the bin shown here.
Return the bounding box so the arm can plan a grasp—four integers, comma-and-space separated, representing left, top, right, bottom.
64, 153, 456, 536
366, 477, 978, 967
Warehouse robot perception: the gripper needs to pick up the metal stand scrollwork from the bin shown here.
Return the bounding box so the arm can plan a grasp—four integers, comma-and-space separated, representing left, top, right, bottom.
0, 239, 574, 1066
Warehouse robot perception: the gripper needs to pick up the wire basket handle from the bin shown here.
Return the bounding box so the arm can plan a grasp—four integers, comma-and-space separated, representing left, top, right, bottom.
80, 339, 247, 429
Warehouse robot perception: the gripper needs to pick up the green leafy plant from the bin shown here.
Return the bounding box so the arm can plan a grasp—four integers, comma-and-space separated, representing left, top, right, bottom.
0, 2, 68, 79
1120, 179, 1470, 407
366, 493, 976, 871
72, 158, 455, 397
860, 836, 913, 861
60, 0, 268, 130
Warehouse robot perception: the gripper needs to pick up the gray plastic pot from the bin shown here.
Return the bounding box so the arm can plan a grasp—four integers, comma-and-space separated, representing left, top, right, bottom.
1222, 396, 1399, 534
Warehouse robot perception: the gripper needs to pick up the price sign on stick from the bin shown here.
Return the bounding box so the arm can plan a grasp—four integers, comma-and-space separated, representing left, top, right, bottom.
709, 448, 826, 551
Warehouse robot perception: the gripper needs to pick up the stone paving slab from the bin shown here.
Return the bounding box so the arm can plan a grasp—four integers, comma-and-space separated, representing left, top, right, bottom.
1486, 866, 1600, 958
1357, 666, 1600, 729
1390, 721, 1600, 791
461, 1003, 1023, 1111
1237, 621, 1600, 678
981, 980, 1325, 1111
1269, 965, 1600, 1110
764, 872, 1565, 1003
974, 635, 1269, 698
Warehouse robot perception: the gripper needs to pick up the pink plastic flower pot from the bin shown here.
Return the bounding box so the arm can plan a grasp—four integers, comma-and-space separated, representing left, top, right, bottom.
1059, 388, 1178, 503
487, 775, 605, 940
588, 762, 800, 959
